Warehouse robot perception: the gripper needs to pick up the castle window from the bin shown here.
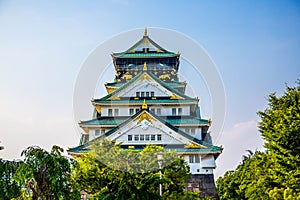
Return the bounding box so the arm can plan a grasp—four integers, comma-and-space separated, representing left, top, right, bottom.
151, 135, 156, 141
134, 135, 139, 141
150, 108, 155, 114
128, 135, 132, 141
151, 92, 154, 97
140, 135, 144, 141
157, 134, 162, 141
146, 92, 149, 97
129, 108, 134, 115
178, 108, 182, 115
141, 92, 145, 97
172, 108, 176, 116
157, 108, 161, 115
95, 130, 100, 136
136, 108, 140, 113
108, 109, 113, 116
145, 135, 150, 141
195, 155, 200, 163
136, 92, 140, 97
185, 128, 189, 133
191, 128, 196, 135
114, 109, 119, 116
189, 155, 194, 163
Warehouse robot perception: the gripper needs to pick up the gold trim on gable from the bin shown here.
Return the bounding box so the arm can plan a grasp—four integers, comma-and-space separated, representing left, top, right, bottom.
108, 95, 120, 100
140, 73, 152, 82
184, 142, 202, 149
134, 112, 155, 124
170, 93, 179, 99
95, 105, 102, 114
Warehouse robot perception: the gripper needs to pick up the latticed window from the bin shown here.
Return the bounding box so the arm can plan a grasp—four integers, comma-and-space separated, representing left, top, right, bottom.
178, 108, 182, 115
189, 155, 194, 163
195, 155, 200, 163
151, 135, 156, 141
128, 135, 132, 141
172, 108, 176, 116
129, 108, 134, 115
95, 130, 100, 136
157, 134, 162, 141
145, 135, 150, 141
108, 109, 113, 116
134, 135, 139, 141
114, 109, 119, 116
140, 135, 144, 141
157, 108, 161, 115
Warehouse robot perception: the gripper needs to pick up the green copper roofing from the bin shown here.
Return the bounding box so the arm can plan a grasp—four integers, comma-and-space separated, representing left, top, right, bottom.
77, 109, 212, 149
106, 80, 186, 88
68, 145, 222, 154
80, 117, 209, 126
113, 52, 177, 58
112, 31, 177, 58
94, 98, 197, 104
166, 147, 223, 153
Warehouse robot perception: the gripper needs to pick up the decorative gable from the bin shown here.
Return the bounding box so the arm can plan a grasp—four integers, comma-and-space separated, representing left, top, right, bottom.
100, 110, 206, 148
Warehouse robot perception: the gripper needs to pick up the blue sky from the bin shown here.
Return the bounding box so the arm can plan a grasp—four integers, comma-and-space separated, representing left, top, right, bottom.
0, 0, 299, 178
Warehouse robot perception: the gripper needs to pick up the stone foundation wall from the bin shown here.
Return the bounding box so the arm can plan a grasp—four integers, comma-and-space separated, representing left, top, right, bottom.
186, 174, 219, 199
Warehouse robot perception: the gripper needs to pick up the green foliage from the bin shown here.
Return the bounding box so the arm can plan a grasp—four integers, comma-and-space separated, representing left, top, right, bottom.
72, 139, 193, 199
217, 81, 300, 199
258, 82, 300, 197
13, 145, 80, 200
0, 159, 21, 200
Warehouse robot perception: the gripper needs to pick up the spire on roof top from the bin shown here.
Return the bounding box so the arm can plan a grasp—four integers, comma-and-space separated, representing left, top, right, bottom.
144, 27, 148, 37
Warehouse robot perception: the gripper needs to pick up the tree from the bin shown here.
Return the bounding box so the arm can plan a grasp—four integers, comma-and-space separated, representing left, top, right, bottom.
13, 145, 80, 200
72, 139, 194, 200
217, 81, 300, 199
0, 159, 22, 200
257, 81, 300, 198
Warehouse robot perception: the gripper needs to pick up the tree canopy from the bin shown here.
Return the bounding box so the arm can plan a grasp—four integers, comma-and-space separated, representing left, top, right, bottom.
217, 81, 300, 199
72, 139, 194, 200
13, 145, 80, 200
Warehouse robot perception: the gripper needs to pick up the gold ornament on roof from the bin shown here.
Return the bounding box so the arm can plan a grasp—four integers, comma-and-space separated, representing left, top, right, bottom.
143, 62, 147, 71
135, 112, 154, 124
144, 27, 148, 36
170, 93, 179, 99
142, 99, 148, 109
95, 105, 102, 114
184, 142, 202, 148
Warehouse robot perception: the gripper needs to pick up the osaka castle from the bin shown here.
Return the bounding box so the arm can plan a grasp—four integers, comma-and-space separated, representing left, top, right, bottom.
68, 28, 222, 197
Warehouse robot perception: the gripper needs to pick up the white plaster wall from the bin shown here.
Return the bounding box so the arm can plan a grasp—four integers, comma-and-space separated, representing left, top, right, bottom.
101, 106, 190, 117
183, 154, 214, 174
118, 79, 173, 98
201, 155, 216, 169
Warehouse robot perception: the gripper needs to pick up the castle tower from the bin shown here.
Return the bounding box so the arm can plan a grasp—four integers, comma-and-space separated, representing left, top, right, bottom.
69, 28, 222, 198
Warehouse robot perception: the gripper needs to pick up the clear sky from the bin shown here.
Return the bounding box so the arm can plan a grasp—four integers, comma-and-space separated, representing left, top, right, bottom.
0, 0, 299, 179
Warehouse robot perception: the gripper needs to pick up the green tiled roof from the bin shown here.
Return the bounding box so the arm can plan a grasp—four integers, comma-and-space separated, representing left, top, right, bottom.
80, 117, 209, 126
68, 146, 222, 154
78, 109, 211, 148
106, 80, 186, 88
94, 98, 197, 104
113, 52, 177, 58
166, 147, 223, 153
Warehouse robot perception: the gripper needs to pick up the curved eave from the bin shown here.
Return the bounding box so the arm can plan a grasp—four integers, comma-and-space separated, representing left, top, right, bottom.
93, 99, 199, 106
112, 53, 179, 59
